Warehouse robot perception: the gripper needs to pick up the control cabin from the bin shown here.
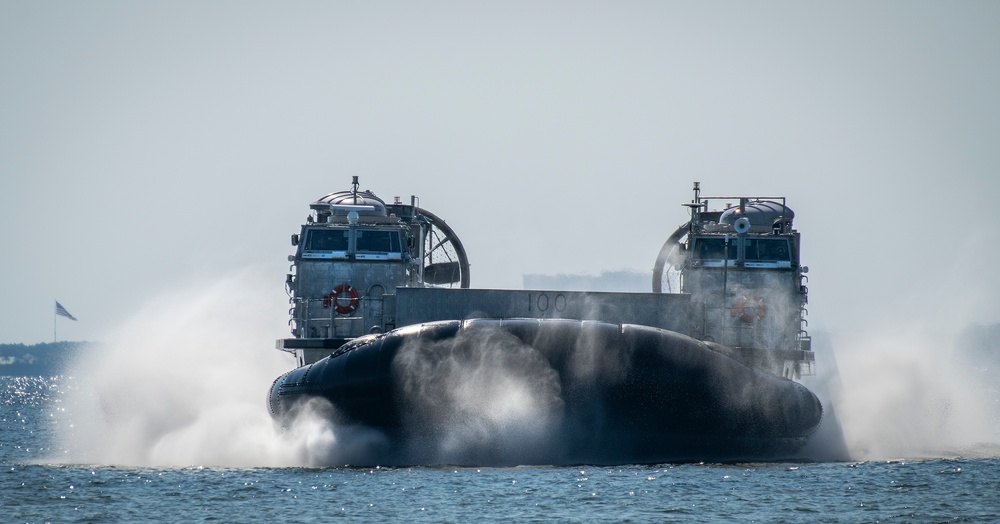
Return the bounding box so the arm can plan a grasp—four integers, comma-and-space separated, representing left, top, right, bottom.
278, 177, 470, 365
660, 182, 814, 378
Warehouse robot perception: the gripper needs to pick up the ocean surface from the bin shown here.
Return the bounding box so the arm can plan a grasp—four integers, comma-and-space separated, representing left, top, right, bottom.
4, 376, 1000, 523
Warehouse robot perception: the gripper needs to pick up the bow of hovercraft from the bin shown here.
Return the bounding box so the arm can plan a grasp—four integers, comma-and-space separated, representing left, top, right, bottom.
269, 319, 821, 465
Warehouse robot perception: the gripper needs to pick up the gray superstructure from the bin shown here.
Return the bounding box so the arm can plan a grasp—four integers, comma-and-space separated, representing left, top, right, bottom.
279, 179, 814, 381
278, 176, 471, 364
653, 182, 814, 379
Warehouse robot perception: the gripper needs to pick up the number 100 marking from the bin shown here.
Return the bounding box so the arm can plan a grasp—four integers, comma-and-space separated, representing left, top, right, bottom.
527, 293, 567, 312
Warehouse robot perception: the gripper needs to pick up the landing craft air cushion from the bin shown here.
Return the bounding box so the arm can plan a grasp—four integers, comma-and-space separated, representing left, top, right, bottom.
268, 178, 821, 465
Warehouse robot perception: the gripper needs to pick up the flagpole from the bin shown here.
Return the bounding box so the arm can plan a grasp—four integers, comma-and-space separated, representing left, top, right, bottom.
54, 303, 57, 343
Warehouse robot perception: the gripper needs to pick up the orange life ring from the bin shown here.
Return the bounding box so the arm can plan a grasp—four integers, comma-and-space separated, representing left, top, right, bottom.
731, 294, 767, 323
322, 284, 359, 315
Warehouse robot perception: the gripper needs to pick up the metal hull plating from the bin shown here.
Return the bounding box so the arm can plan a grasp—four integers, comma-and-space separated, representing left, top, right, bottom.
269, 318, 822, 466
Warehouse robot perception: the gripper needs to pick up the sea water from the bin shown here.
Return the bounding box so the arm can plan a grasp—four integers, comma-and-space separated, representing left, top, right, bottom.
4, 376, 1000, 523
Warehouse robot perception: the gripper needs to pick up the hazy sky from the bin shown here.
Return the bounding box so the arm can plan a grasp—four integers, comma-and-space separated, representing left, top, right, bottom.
2, 1, 999, 344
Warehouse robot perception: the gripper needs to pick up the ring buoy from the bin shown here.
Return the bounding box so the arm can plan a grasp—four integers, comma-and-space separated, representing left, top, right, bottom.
322, 284, 359, 315
731, 294, 767, 323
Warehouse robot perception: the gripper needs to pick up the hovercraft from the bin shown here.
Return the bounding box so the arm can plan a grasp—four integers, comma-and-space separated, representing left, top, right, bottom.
268, 179, 821, 465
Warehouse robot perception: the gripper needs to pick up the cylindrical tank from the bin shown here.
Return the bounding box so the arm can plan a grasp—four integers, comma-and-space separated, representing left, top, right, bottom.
719, 201, 794, 227
310, 189, 388, 218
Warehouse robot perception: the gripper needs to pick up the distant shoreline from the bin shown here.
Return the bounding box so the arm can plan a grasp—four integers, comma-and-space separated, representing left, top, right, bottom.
0, 341, 89, 376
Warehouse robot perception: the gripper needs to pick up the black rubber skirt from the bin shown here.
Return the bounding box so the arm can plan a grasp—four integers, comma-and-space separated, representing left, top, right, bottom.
268, 319, 822, 466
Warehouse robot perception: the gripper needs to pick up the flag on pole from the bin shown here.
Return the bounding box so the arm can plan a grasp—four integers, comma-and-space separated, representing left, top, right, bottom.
55, 301, 77, 321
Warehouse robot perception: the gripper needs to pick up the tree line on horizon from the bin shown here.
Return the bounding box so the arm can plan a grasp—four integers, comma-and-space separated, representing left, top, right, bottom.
0, 341, 89, 376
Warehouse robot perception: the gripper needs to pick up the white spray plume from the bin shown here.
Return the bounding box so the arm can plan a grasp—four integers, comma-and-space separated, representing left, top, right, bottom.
55, 268, 344, 467
393, 326, 565, 465
50, 257, 999, 466
815, 230, 1000, 461
823, 322, 1000, 461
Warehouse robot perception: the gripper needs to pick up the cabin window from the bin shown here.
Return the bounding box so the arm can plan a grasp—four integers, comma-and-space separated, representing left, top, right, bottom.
744, 238, 791, 262
304, 229, 349, 251
356, 230, 402, 253
693, 238, 737, 260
